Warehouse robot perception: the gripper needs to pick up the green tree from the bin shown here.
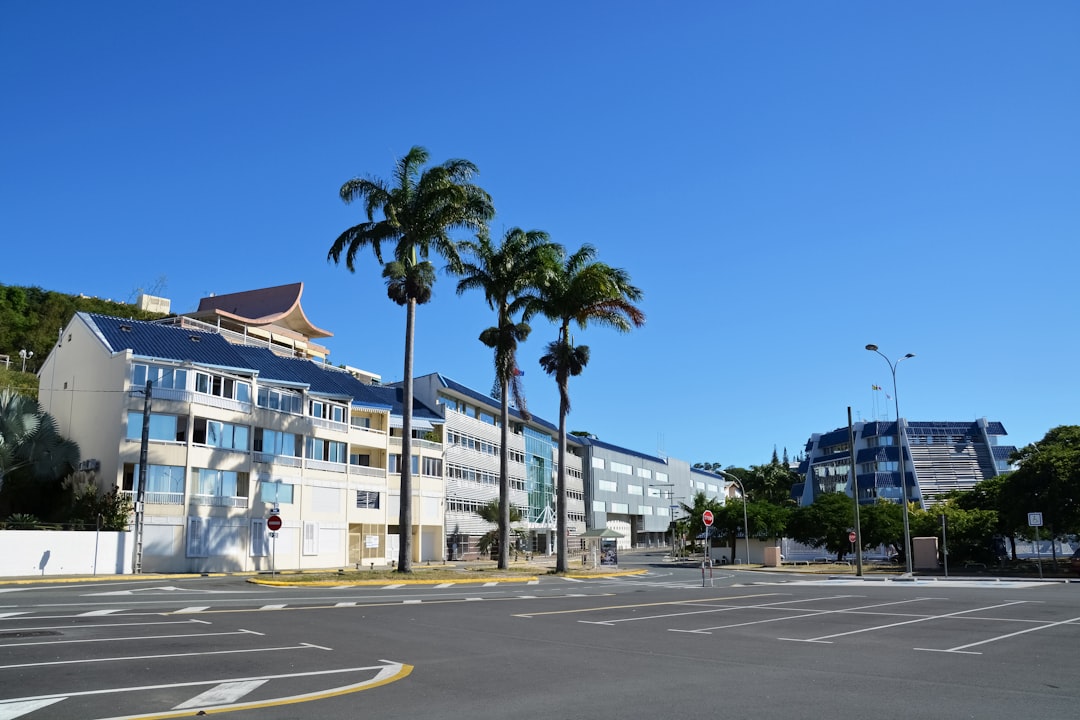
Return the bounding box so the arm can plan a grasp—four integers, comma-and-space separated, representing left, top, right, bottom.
997, 426, 1080, 562
742, 458, 799, 505
859, 499, 905, 556
910, 500, 1000, 566
63, 470, 134, 530
788, 492, 860, 561
0, 389, 80, 520
328, 146, 494, 573
475, 499, 524, 558
456, 228, 559, 569
536, 245, 644, 572
679, 491, 725, 555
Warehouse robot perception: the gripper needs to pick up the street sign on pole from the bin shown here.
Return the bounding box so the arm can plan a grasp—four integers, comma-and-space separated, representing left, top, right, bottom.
1028, 512, 1043, 527
703, 510, 714, 527
267, 515, 282, 531
848, 531, 856, 543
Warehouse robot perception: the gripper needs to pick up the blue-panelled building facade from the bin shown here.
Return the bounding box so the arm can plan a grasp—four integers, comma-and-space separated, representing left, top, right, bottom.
793, 418, 1016, 508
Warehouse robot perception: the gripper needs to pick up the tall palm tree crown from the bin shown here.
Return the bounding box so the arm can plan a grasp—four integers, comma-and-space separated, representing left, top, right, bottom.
535, 244, 644, 572
328, 146, 494, 572
456, 228, 560, 568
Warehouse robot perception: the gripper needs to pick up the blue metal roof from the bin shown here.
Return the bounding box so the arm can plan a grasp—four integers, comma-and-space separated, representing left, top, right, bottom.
434, 374, 565, 437
992, 445, 1017, 460
88, 313, 251, 370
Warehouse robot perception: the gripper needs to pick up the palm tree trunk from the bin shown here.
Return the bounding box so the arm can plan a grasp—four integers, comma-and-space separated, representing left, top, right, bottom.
498, 373, 510, 570
398, 298, 415, 573
555, 386, 569, 573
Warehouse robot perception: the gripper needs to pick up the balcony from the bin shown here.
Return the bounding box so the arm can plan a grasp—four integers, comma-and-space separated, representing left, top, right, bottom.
121, 489, 184, 506
388, 437, 442, 452
253, 452, 302, 468
306, 458, 347, 474
348, 464, 387, 480
311, 416, 349, 434
190, 494, 249, 508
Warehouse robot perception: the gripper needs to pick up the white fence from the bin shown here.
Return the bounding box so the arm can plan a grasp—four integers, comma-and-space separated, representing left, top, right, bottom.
0, 530, 133, 577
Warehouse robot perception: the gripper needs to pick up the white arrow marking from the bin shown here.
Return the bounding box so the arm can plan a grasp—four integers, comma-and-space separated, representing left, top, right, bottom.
0, 697, 65, 720
0, 612, 28, 619
173, 679, 269, 709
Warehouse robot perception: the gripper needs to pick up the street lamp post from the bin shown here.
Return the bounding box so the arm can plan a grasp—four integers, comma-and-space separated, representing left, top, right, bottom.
866, 344, 915, 575
715, 470, 750, 565
18, 349, 33, 372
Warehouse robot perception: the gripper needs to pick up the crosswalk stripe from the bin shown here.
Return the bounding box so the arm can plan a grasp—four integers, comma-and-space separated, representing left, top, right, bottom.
259, 604, 286, 611
175, 606, 210, 614
335, 602, 357, 607
435, 583, 454, 588
0, 697, 65, 719
77, 609, 122, 616
482, 582, 498, 587
173, 679, 269, 709
382, 584, 405, 590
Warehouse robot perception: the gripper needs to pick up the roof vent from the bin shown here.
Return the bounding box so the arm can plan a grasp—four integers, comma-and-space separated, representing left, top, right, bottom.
119, 324, 132, 332
189, 335, 201, 343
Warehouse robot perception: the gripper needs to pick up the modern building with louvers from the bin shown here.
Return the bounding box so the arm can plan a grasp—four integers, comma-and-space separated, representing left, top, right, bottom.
793, 418, 1016, 508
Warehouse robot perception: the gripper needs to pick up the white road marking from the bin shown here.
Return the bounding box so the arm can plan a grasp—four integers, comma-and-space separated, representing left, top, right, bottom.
0, 628, 259, 648
259, 604, 286, 611
172, 679, 269, 709
781, 600, 1030, 643
435, 583, 454, 588
0, 642, 329, 670
681, 597, 933, 635
0, 697, 65, 719
404, 600, 421, 604
527, 580, 539, 585
916, 614, 1080, 654
382, 584, 405, 590
3, 619, 208, 632
482, 582, 498, 587
0, 612, 28, 619
335, 602, 357, 607
78, 609, 123, 616
174, 606, 210, 613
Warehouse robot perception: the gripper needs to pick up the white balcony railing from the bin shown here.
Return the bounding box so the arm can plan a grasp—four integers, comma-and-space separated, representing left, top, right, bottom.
311, 417, 349, 434
253, 452, 302, 468
348, 465, 387, 479
306, 458, 347, 474
121, 490, 184, 506
190, 494, 249, 508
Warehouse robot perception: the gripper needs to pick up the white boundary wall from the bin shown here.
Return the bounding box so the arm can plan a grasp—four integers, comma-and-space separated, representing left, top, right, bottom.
0, 530, 133, 577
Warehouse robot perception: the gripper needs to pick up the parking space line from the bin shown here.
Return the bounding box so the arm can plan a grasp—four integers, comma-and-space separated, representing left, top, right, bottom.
916, 614, 1080, 655
782, 600, 1030, 644
514, 593, 780, 619
0, 642, 330, 670
679, 597, 932, 634
0, 628, 260, 649
174, 607, 210, 614
78, 609, 123, 616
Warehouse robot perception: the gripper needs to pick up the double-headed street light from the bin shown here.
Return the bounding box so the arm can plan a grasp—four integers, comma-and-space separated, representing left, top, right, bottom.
866, 344, 915, 575
714, 469, 750, 565
19, 349, 33, 373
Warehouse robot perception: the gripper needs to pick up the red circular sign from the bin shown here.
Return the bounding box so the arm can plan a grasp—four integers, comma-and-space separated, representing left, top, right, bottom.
267, 515, 282, 531
703, 510, 714, 527
848, 531, 856, 543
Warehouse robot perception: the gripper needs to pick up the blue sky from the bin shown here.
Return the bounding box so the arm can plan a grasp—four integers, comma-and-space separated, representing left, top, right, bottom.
2, 2, 1077, 469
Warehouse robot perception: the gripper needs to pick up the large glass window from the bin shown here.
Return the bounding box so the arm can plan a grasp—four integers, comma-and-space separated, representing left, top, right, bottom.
256, 386, 303, 414
389, 454, 420, 474
610, 461, 632, 475
193, 418, 249, 450
307, 438, 347, 463
123, 463, 185, 494
132, 363, 188, 390
126, 412, 182, 442
254, 429, 301, 457
195, 468, 248, 498
260, 481, 294, 504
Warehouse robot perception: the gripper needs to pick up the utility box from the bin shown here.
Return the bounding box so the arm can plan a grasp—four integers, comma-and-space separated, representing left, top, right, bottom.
763, 546, 782, 567
913, 536, 939, 570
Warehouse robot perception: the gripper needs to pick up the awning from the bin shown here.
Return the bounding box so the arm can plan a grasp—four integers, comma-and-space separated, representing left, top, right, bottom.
389, 417, 434, 431
578, 528, 626, 539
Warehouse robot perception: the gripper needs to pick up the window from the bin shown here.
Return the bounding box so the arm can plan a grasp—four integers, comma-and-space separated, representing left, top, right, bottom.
642, 506, 653, 515
350, 453, 371, 467
194, 468, 248, 498
479, 411, 495, 424
303, 521, 319, 555
637, 468, 652, 479
306, 438, 347, 463
610, 461, 632, 475
126, 412, 182, 442
193, 418, 249, 450
132, 364, 187, 391
194, 372, 249, 402
123, 463, 185, 495
257, 386, 303, 414
591, 457, 605, 469
598, 480, 617, 492
356, 490, 380, 509
351, 415, 372, 429
421, 456, 442, 477
610, 502, 629, 514
254, 429, 301, 457
627, 484, 643, 496
647, 487, 661, 498
656, 506, 670, 517
389, 454, 420, 474
592, 500, 605, 512
655, 472, 668, 483
260, 481, 294, 504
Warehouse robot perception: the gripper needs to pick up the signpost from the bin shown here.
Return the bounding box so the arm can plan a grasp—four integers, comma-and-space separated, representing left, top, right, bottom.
701, 511, 715, 586
1028, 512, 1043, 579
267, 508, 281, 578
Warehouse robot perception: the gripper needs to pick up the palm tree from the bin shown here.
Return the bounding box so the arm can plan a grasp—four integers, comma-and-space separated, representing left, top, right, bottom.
456, 228, 560, 569
475, 498, 524, 559
535, 245, 644, 572
0, 389, 80, 519
328, 146, 494, 573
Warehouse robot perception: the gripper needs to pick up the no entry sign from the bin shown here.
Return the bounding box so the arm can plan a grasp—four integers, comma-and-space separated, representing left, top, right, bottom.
703, 510, 714, 527
267, 515, 282, 532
